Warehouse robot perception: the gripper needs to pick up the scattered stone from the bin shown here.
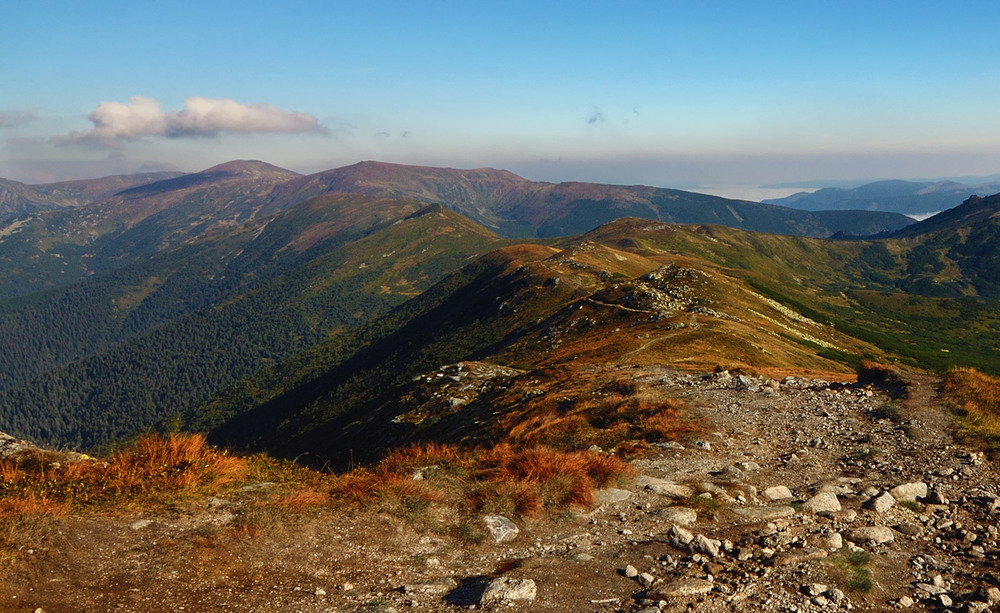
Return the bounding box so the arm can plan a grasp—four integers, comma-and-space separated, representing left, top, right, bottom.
480, 578, 537, 605
735, 461, 761, 472
762, 485, 794, 501
802, 492, 841, 515
636, 476, 695, 499
129, 519, 154, 530
402, 577, 458, 595
897, 595, 914, 607
732, 506, 796, 521
767, 548, 828, 566
867, 491, 896, 513
847, 526, 895, 545
889, 482, 928, 502
638, 572, 656, 587
594, 488, 632, 505
659, 507, 698, 525
314, 587, 326, 596
692, 534, 721, 558
483, 515, 519, 543
646, 577, 715, 599
693, 440, 713, 451
801, 583, 828, 596
624, 564, 639, 578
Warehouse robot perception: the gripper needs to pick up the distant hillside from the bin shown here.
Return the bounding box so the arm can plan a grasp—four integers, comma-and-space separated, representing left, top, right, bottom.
880, 193, 1000, 297
0, 171, 183, 219
764, 179, 1000, 217
0, 196, 500, 450
0, 161, 301, 299
0, 159, 919, 300
266, 161, 914, 239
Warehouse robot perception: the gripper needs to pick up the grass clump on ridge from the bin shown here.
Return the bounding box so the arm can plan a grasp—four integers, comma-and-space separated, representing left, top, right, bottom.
0, 432, 247, 511
943, 366, 1000, 444
332, 441, 634, 519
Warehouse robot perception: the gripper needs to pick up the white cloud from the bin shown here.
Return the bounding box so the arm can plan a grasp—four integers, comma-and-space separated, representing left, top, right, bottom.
56, 96, 326, 146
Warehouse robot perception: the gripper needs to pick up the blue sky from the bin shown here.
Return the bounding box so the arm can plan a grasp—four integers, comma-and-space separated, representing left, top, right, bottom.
4, 1, 1000, 193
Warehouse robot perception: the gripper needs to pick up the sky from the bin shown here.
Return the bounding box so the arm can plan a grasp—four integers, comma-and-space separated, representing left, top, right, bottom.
4, 1, 1000, 194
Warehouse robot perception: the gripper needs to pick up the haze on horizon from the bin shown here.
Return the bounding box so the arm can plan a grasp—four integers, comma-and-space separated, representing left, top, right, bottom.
4, 1, 1000, 192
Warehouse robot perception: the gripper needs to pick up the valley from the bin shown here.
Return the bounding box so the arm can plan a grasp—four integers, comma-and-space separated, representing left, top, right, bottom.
0, 160, 999, 611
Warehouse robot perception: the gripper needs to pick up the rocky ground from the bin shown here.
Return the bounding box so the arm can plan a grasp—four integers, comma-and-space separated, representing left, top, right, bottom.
3, 366, 1000, 612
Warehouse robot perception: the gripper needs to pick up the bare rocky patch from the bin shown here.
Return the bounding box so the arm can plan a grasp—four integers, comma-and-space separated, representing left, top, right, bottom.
2, 367, 1000, 612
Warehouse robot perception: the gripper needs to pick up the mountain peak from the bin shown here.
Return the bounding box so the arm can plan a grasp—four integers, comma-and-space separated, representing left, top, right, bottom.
892, 191, 1000, 237
200, 160, 301, 178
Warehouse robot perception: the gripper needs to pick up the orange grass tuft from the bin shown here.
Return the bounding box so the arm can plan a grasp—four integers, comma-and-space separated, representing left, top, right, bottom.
377, 442, 464, 473
273, 489, 330, 511
943, 367, 1000, 440
0, 433, 247, 511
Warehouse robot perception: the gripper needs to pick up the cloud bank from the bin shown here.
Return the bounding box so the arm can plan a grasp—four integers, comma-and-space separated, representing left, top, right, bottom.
57, 96, 326, 146
0, 110, 38, 128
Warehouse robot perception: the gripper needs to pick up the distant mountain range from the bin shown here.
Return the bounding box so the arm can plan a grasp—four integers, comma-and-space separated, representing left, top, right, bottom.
0, 160, 914, 300
0, 171, 183, 219
266, 160, 913, 238
1, 159, 999, 456
764, 179, 1000, 217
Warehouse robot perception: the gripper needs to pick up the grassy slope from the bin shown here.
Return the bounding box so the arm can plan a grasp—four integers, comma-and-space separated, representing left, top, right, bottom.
202, 231, 887, 468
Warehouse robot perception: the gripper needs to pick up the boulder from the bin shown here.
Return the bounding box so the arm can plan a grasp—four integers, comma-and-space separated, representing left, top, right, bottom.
888, 482, 927, 502
480, 578, 537, 605
866, 491, 896, 513
636, 476, 695, 499
659, 507, 698, 525
847, 526, 894, 545
732, 506, 795, 521
594, 488, 632, 505
483, 515, 519, 543
762, 485, 794, 501
646, 578, 715, 599
802, 492, 841, 515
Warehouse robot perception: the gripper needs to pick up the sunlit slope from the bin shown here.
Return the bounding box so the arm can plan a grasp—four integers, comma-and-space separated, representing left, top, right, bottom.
203, 235, 884, 467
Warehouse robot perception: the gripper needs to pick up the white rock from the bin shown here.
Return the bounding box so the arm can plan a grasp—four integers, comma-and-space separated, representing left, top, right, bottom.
483, 515, 519, 543
480, 578, 537, 605
889, 482, 927, 502
659, 507, 698, 525
762, 485, 794, 501
636, 476, 695, 498
802, 492, 841, 515
847, 526, 894, 545
594, 488, 632, 505
867, 491, 896, 513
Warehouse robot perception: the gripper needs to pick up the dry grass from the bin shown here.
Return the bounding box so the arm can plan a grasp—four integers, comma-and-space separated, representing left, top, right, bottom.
943, 367, 1000, 442
498, 376, 698, 451
0, 433, 247, 510
857, 360, 909, 393
326, 440, 633, 519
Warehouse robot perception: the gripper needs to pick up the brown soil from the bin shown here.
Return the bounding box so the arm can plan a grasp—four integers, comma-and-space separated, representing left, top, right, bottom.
2, 366, 999, 612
